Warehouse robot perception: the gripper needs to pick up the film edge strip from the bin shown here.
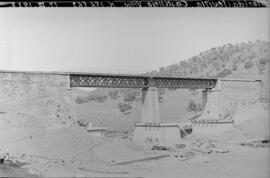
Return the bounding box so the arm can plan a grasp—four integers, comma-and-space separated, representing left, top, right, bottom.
0, 0, 268, 7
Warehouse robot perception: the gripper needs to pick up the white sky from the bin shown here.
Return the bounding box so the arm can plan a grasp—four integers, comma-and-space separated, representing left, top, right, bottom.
0, 8, 269, 73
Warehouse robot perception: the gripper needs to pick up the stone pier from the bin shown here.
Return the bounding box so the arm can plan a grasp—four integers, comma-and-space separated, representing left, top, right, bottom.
141, 87, 160, 123
134, 87, 181, 145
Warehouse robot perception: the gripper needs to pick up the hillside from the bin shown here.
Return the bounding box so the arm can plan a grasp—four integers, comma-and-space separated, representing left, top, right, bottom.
75, 40, 270, 131
148, 40, 269, 79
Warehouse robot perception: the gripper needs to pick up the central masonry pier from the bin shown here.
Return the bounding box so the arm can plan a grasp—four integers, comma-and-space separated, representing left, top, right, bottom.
133, 87, 182, 145
141, 87, 160, 123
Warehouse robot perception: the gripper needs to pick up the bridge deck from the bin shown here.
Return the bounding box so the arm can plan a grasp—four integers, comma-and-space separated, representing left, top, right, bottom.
0, 70, 217, 89
69, 73, 217, 89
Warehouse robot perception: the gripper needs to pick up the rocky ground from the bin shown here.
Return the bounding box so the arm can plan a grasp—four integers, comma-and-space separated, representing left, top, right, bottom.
0, 132, 269, 178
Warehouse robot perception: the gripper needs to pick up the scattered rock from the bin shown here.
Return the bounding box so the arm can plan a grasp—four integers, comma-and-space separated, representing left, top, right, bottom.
151, 145, 170, 151
77, 119, 89, 128
213, 149, 229, 153
240, 140, 270, 148
176, 144, 186, 149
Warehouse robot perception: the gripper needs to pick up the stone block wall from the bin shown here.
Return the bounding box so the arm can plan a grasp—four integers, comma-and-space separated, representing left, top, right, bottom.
219, 79, 261, 117
0, 71, 76, 123
201, 78, 261, 120
192, 122, 234, 136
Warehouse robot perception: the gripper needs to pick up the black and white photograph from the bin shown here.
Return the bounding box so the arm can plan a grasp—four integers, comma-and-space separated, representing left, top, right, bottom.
0, 2, 269, 177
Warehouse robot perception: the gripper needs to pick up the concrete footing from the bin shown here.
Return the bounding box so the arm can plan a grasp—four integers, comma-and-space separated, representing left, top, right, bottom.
192, 120, 233, 136
133, 123, 181, 146
86, 127, 106, 137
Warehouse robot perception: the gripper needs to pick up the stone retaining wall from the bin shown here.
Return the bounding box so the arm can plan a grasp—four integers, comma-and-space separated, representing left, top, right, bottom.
0, 71, 76, 123
201, 78, 261, 119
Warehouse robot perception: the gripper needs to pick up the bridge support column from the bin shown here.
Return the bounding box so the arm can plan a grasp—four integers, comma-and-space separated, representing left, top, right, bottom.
201, 88, 221, 119
141, 87, 160, 123
134, 87, 181, 146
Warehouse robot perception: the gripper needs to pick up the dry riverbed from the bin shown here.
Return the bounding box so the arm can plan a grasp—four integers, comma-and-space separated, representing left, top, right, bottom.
1, 133, 269, 178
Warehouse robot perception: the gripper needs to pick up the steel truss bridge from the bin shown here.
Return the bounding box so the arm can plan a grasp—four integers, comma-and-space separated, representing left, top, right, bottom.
70, 73, 217, 89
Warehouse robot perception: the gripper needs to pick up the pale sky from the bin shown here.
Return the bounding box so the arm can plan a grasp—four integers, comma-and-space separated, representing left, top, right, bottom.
0, 8, 269, 73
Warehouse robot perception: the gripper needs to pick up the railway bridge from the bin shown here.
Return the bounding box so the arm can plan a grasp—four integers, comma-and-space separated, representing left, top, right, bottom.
69, 73, 261, 144
0, 71, 261, 144
69, 73, 218, 124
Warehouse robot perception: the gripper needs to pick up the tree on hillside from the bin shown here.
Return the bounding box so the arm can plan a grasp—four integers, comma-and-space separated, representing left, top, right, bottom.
108, 89, 119, 99
232, 63, 238, 71
216, 69, 232, 78
259, 57, 269, 65
118, 102, 132, 114
187, 100, 203, 113
75, 96, 88, 104
258, 63, 266, 74
95, 94, 107, 102
123, 89, 138, 102
244, 61, 254, 69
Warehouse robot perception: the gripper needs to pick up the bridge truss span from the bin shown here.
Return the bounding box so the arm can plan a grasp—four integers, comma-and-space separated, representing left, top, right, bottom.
152, 77, 217, 89
69, 73, 217, 89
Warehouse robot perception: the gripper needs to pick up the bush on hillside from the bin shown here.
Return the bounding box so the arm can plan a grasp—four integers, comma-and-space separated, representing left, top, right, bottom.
108, 89, 119, 99
75, 96, 88, 104
77, 119, 89, 128
244, 61, 254, 69
187, 100, 203, 113
118, 102, 132, 113
232, 64, 238, 71
123, 90, 138, 102
258, 64, 266, 74
259, 57, 269, 65
95, 94, 107, 102
86, 95, 96, 101
216, 69, 232, 78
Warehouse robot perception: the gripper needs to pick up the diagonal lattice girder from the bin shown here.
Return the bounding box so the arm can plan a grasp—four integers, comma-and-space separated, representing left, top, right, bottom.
152, 77, 217, 88
70, 73, 217, 89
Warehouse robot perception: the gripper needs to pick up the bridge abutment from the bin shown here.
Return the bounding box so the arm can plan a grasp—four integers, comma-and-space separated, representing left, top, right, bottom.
193, 79, 262, 137
201, 88, 221, 119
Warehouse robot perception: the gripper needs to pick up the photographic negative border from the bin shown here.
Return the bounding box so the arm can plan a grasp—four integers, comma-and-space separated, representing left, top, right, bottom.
0, 0, 268, 7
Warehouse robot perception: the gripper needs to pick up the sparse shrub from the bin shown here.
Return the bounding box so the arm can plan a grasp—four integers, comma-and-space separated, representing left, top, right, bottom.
108, 89, 119, 99
244, 61, 254, 69
95, 94, 107, 102
258, 64, 266, 74
259, 57, 269, 65
87, 95, 96, 101
77, 119, 88, 128
168, 88, 177, 91
232, 64, 238, 71
216, 69, 232, 78
189, 88, 198, 95
118, 102, 132, 113
75, 96, 88, 104
124, 90, 137, 102
187, 100, 203, 113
